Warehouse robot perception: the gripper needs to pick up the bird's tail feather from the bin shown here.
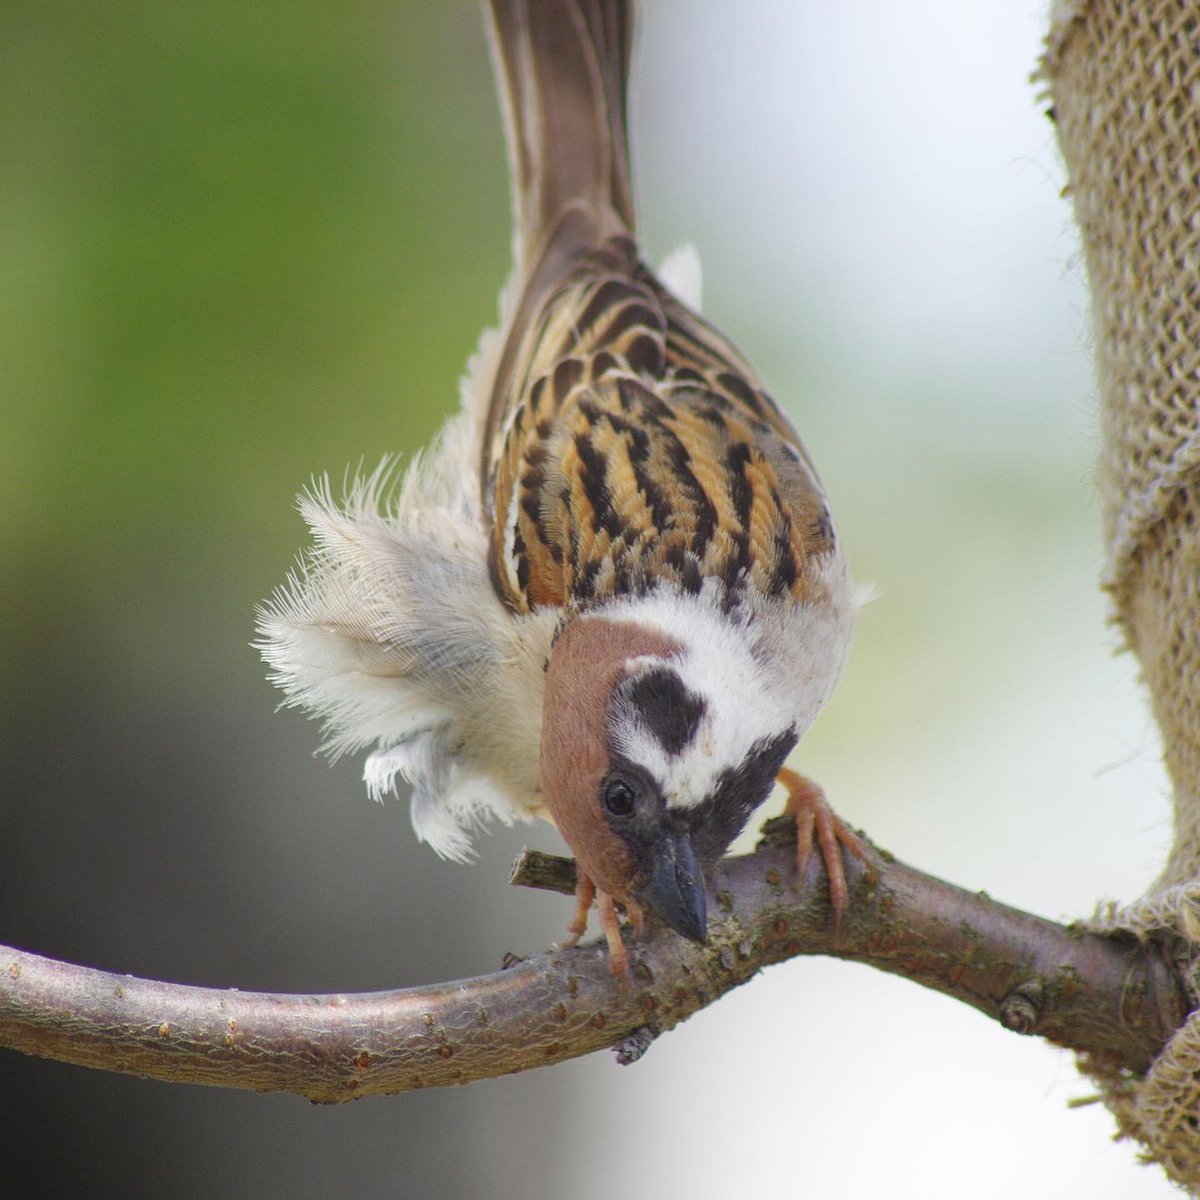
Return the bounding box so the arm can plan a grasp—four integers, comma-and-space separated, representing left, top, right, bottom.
484, 0, 635, 279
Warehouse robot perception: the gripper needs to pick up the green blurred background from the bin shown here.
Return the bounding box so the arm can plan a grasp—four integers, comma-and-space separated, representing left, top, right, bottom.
0, 2, 1177, 1197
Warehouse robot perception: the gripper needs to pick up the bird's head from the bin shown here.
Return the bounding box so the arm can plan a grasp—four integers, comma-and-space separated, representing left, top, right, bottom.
540, 611, 798, 944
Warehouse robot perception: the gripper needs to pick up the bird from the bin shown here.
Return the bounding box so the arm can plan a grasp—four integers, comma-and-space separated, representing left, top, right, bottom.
257, 0, 864, 979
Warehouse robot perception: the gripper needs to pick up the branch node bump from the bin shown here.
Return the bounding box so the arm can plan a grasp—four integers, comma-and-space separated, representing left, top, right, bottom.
999, 980, 1045, 1034
614, 1025, 657, 1065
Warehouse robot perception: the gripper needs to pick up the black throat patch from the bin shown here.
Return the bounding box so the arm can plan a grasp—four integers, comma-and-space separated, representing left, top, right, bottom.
688, 729, 798, 864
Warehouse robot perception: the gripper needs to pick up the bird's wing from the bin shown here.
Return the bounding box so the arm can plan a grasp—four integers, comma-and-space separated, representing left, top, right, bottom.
484, 240, 838, 614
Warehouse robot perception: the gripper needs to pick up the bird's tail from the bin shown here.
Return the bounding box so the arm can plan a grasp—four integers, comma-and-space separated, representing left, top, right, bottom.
484, 0, 635, 280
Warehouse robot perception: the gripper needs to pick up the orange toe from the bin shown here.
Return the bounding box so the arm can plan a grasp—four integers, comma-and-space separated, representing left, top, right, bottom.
597, 890, 630, 984
778, 767, 868, 925
559, 874, 596, 950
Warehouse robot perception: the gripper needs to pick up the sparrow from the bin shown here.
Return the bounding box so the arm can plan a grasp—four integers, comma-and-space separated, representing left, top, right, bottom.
258, 0, 863, 978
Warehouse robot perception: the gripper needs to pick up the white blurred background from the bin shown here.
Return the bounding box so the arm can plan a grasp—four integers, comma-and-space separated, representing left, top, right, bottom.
0, 1, 1175, 1196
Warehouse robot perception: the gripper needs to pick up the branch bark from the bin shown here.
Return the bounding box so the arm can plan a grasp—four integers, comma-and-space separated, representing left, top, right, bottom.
0, 821, 1186, 1103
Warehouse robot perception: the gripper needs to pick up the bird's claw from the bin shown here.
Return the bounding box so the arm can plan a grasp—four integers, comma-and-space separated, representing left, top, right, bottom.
557, 874, 633, 985
778, 767, 869, 927
556, 874, 596, 951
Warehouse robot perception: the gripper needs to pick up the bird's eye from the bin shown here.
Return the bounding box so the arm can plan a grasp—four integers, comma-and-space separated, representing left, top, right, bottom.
602, 776, 636, 818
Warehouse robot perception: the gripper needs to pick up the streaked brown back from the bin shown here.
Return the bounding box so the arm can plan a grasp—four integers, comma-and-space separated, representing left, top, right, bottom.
485, 238, 836, 614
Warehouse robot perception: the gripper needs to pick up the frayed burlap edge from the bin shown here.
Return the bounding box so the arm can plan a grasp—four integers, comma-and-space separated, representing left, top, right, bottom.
1041, 0, 1090, 72
1092, 886, 1200, 947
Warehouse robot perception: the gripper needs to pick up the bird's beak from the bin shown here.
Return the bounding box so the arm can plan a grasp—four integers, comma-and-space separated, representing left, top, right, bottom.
634, 831, 708, 944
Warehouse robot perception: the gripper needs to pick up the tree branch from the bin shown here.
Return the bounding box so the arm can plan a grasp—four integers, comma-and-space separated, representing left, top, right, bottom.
0, 822, 1187, 1102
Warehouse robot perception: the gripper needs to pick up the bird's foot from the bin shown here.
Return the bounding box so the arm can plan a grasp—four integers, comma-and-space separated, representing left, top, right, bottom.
557, 873, 633, 984
597, 890, 630, 983
558, 874, 596, 950
778, 767, 869, 925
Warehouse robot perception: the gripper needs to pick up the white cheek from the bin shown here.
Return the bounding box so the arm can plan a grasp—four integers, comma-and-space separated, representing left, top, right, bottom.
661, 727, 723, 808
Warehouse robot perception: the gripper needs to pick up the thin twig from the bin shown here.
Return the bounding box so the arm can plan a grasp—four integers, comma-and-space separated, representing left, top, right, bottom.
0, 822, 1186, 1102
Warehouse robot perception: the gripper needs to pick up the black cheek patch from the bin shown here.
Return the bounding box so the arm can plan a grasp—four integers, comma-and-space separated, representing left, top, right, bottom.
628, 667, 706, 755
689, 729, 797, 864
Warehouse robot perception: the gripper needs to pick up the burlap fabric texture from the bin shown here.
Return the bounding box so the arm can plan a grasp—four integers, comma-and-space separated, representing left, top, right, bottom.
1040, 0, 1200, 1189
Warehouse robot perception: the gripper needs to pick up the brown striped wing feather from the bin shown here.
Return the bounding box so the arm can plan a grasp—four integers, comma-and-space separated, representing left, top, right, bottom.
484, 237, 836, 614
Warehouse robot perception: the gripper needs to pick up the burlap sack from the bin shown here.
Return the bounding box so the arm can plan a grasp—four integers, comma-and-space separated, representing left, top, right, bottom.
1040, 0, 1200, 1188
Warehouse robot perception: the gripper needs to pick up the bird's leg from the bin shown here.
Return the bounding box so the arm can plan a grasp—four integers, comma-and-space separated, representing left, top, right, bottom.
625, 897, 645, 939
596, 888, 629, 981
559, 873, 596, 950
559, 875, 631, 982
778, 767, 869, 923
